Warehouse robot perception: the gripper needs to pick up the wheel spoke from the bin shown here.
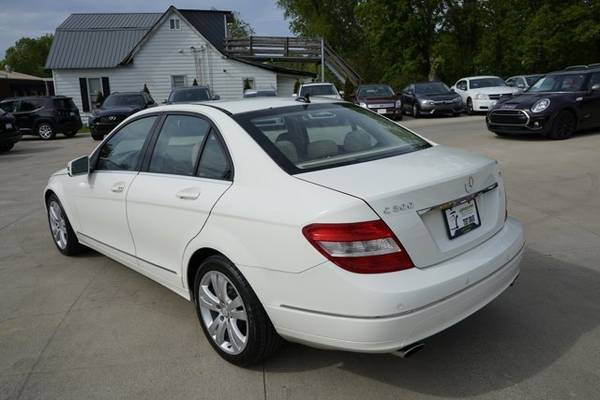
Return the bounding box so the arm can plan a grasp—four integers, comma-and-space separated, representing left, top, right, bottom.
198, 286, 220, 312
230, 309, 247, 321
215, 318, 227, 344
216, 275, 228, 302
227, 320, 245, 352
228, 296, 243, 310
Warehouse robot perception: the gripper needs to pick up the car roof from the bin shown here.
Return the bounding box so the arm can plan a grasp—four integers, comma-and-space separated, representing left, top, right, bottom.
109, 91, 144, 96
301, 82, 334, 86
172, 86, 210, 91
139, 97, 341, 115
461, 75, 502, 80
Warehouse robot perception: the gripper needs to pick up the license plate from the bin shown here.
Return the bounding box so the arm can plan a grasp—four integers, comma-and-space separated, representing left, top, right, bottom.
377, 109, 387, 114
5, 123, 13, 130
443, 198, 481, 239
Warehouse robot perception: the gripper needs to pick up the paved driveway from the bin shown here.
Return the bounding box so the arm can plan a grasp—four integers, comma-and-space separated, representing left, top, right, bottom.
1, 118, 599, 399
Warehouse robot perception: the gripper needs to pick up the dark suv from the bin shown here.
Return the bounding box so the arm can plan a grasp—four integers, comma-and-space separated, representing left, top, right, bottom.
487, 66, 600, 139
0, 109, 21, 152
88, 92, 156, 140
0, 96, 82, 140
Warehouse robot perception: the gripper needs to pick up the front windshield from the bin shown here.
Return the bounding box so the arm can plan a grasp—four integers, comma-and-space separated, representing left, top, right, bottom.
527, 73, 586, 93
299, 85, 336, 97
469, 78, 506, 89
415, 82, 451, 95
525, 75, 543, 86
102, 95, 144, 108
357, 85, 394, 97
233, 104, 430, 173
170, 88, 211, 102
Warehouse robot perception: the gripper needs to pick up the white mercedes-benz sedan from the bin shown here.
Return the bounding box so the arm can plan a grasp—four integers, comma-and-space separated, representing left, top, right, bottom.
44, 97, 524, 366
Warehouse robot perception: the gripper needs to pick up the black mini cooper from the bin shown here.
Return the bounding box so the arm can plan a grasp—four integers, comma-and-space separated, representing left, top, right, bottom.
487, 66, 600, 139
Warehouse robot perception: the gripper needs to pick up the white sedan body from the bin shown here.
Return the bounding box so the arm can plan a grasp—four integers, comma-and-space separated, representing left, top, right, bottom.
45, 98, 523, 355
452, 76, 520, 112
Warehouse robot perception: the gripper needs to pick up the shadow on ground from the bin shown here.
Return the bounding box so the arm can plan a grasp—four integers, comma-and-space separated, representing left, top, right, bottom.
264, 248, 600, 397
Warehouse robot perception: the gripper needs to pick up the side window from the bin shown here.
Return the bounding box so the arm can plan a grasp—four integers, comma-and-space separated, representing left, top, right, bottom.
0, 102, 14, 112
457, 81, 467, 91
505, 78, 514, 87
589, 72, 600, 88
148, 115, 211, 176
18, 101, 37, 112
96, 116, 157, 171
197, 132, 232, 180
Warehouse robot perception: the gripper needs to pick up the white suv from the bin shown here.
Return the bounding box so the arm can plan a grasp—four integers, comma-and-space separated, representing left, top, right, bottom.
295, 82, 342, 100
451, 76, 519, 114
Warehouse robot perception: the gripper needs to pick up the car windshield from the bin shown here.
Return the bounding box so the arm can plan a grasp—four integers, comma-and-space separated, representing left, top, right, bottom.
170, 88, 211, 102
244, 90, 277, 98
527, 73, 587, 93
357, 85, 394, 97
469, 78, 506, 89
233, 103, 430, 173
102, 95, 144, 108
525, 75, 543, 86
415, 82, 451, 95
299, 85, 336, 97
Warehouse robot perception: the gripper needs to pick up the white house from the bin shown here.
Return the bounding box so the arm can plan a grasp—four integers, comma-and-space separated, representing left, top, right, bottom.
45, 6, 314, 119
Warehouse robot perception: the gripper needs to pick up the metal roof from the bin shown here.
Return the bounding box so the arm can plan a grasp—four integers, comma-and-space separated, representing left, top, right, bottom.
45, 8, 232, 70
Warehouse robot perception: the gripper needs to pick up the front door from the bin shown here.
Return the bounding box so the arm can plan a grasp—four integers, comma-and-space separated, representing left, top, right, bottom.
580, 72, 600, 128
72, 115, 158, 264
126, 114, 233, 286
13, 99, 38, 132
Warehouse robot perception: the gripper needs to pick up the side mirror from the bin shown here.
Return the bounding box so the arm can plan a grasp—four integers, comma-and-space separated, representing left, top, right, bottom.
67, 155, 89, 177
212, 95, 220, 100
517, 83, 526, 89
339, 90, 345, 96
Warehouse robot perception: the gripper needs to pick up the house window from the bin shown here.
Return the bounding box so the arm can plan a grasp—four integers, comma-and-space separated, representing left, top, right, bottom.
169, 18, 180, 30
87, 78, 102, 109
242, 77, 255, 92
171, 75, 187, 89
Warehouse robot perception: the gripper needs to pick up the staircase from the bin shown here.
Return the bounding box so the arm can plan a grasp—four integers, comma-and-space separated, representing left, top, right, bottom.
224, 36, 361, 86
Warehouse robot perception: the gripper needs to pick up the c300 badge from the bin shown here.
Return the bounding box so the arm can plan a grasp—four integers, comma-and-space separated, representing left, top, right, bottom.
383, 202, 414, 215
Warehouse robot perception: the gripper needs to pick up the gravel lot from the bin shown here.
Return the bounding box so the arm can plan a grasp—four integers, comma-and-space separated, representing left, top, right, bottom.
1, 116, 599, 400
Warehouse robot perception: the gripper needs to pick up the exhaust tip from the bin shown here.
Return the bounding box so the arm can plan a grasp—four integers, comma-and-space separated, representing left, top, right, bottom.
392, 342, 425, 358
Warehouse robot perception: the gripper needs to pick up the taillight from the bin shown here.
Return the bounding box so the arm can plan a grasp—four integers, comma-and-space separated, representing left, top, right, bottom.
302, 220, 414, 274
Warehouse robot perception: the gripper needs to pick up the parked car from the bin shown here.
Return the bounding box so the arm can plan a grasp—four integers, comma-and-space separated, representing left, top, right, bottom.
505, 74, 544, 92
353, 84, 402, 120
0, 96, 82, 140
88, 92, 156, 140
166, 86, 219, 104
243, 88, 277, 98
451, 76, 520, 114
45, 97, 523, 366
295, 82, 342, 99
401, 82, 464, 117
0, 109, 21, 152
487, 66, 600, 139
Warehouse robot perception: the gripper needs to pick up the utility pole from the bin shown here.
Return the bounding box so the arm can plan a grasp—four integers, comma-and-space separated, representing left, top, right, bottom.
320, 38, 325, 82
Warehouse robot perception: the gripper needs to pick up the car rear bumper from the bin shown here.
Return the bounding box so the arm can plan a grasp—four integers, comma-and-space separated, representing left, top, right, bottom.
58, 119, 82, 133
255, 217, 524, 353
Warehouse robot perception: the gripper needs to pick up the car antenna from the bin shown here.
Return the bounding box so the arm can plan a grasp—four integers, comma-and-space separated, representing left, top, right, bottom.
295, 93, 311, 103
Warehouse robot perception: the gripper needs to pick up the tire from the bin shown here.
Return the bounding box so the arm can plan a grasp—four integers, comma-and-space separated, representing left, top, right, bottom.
412, 103, 420, 118
193, 255, 280, 366
547, 110, 576, 140
466, 98, 474, 115
64, 129, 78, 138
0, 144, 14, 152
36, 122, 56, 140
91, 131, 104, 141
46, 194, 86, 256
494, 131, 511, 137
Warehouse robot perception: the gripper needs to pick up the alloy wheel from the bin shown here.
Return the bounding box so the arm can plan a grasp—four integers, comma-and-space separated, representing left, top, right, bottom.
48, 201, 68, 249
198, 270, 248, 355
413, 104, 418, 117
555, 112, 575, 139
38, 123, 54, 140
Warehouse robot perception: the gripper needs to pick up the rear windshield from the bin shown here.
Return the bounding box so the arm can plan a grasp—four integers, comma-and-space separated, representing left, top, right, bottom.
299, 85, 336, 97
527, 73, 587, 92
233, 103, 430, 174
170, 88, 211, 102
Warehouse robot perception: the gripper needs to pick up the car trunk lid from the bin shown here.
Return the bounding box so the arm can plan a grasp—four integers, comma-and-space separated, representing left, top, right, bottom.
296, 145, 506, 268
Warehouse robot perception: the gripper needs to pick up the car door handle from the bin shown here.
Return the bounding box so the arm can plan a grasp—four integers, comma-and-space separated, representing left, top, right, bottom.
176, 188, 201, 200
111, 182, 126, 193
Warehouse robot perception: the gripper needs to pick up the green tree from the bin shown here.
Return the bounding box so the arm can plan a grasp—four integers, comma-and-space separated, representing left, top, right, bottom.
228, 11, 255, 38
1, 34, 53, 77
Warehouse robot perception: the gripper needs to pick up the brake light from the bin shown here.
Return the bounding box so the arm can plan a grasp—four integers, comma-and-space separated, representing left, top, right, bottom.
302, 220, 414, 273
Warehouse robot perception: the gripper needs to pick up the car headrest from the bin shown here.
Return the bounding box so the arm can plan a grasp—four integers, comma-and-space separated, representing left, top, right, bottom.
275, 140, 299, 163
344, 130, 372, 153
306, 140, 338, 160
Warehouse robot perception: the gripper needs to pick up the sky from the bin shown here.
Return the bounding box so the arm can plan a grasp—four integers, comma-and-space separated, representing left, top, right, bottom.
0, 0, 293, 58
